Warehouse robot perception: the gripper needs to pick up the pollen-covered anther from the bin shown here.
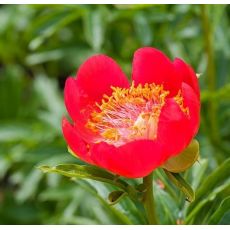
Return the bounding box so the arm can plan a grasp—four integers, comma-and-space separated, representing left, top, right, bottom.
86, 81, 169, 146
174, 90, 190, 116
101, 128, 120, 141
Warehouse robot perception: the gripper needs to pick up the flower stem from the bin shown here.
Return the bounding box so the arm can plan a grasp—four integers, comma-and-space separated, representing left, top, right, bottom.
142, 172, 158, 224
200, 5, 219, 144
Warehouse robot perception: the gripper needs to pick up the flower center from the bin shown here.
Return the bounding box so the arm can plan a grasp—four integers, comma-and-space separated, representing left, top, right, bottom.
86, 82, 171, 147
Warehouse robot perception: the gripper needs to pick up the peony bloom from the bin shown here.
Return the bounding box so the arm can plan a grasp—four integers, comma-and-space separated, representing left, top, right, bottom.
62, 47, 200, 178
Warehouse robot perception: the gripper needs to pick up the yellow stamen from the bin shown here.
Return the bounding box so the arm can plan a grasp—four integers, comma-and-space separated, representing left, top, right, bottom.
102, 128, 120, 141
174, 90, 189, 116
86, 81, 170, 146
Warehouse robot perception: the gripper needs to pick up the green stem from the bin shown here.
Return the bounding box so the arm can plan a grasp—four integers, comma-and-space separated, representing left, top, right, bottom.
142, 173, 158, 224
200, 5, 219, 143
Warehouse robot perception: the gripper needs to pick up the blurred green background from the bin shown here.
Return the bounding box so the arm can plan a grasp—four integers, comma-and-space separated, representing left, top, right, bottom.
0, 4, 229, 224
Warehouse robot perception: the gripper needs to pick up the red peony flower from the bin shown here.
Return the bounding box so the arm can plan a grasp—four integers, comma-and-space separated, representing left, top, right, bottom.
62, 47, 200, 178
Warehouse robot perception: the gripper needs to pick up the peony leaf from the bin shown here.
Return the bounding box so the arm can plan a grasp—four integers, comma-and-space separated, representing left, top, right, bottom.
38, 164, 137, 200
108, 190, 127, 205
83, 7, 107, 51
208, 196, 230, 224
186, 158, 230, 223
164, 169, 195, 202
134, 12, 153, 46
162, 139, 199, 173
154, 182, 180, 224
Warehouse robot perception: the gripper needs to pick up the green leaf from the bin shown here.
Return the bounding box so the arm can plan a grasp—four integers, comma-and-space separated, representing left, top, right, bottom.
133, 12, 153, 46
0, 121, 55, 143
186, 159, 230, 224
38, 164, 137, 199
208, 196, 230, 224
201, 83, 230, 103
164, 169, 195, 203
38, 185, 79, 202
185, 180, 230, 224
162, 139, 199, 173
115, 4, 154, 10
83, 7, 107, 51
33, 75, 64, 132
108, 191, 127, 205
0, 65, 25, 119
0, 154, 10, 179
154, 182, 179, 224
28, 9, 82, 50
187, 158, 230, 213
218, 211, 230, 225
26, 49, 65, 65
16, 170, 43, 202
74, 179, 133, 224
25, 46, 93, 66
191, 158, 208, 190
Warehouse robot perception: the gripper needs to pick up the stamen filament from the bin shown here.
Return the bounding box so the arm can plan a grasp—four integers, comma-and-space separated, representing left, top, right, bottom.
86, 81, 171, 146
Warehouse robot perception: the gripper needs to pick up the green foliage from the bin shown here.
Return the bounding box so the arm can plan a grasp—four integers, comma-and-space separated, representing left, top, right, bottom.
38, 164, 138, 199
208, 196, 230, 224
164, 170, 195, 203
185, 158, 230, 224
0, 4, 229, 224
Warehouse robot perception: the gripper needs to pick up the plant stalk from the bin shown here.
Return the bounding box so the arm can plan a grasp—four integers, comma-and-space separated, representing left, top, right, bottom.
200, 5, 219, 143
142, 172, 158, 224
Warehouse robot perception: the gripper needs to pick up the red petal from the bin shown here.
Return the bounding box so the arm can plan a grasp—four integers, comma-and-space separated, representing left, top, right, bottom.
90, 140, 165, 178
65, 55, 129, 123
157, 83, 200, 159
181, 82, 200, 137
64, 77, 82, 122
64, 78, 98, 143
62, 117, 93, 164
132, 47, 182, 96
173, 58, 200, 98
76, 54, 129, 104
64, 55, 129, 141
